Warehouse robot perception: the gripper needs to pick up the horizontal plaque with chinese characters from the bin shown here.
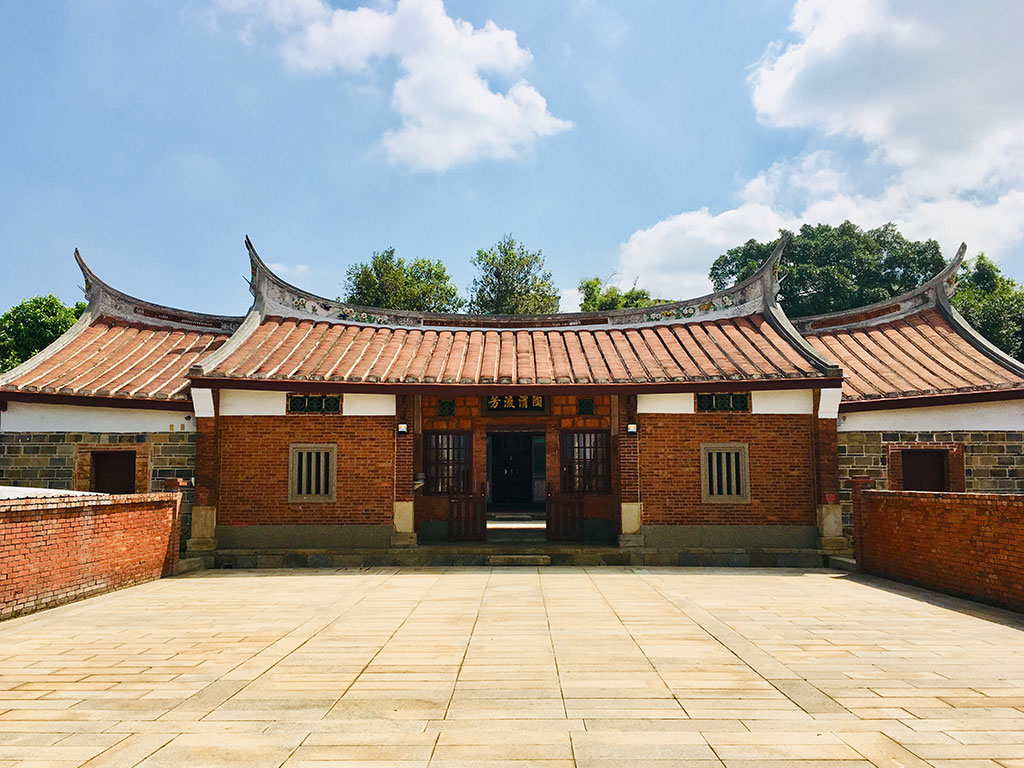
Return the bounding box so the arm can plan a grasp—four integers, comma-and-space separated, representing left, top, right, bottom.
483, 394, 547, 415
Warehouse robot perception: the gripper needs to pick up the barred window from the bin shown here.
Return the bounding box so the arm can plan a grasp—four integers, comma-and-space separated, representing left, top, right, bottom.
288, 444, 337, 503
701, 443, 750, 503
560, 430, 611, 494
696, 392, 750, 412
424, 431, 472, 495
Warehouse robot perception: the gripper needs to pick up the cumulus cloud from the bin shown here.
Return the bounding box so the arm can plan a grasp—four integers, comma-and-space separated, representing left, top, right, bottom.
216, 0, 572, 171
268, 262, 310, 277
618, 0, 1024, 300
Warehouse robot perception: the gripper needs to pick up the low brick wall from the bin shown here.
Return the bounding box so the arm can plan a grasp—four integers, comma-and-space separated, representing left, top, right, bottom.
853, 485, 1024, 612
0, 492, 181, 620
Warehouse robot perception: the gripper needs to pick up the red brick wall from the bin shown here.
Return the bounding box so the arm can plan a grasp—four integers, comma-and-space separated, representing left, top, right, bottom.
216, 415, 395, 525
854, 487, 1024, 612
638, 413, 816, 525
0, 492, 181, 620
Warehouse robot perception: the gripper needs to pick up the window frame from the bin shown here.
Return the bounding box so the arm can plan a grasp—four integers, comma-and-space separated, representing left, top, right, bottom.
560, 429, 612, 495
288, 443, 337, 503
423, 431, 473, 496
700, 442, 750, 504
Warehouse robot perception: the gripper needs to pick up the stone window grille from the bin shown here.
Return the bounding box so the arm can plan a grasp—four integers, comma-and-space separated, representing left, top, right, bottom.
288, 444, 337, 503
701, 443, 750, 503
696, 392, 750, 412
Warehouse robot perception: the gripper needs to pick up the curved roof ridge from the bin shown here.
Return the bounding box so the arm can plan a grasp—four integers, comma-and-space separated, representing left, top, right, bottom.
792, 243, 967, 334
75, 248, 244, 333
246, 235, 784, 331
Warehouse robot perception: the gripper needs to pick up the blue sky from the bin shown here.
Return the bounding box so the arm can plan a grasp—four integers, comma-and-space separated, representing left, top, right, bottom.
3, 0, 1023, 316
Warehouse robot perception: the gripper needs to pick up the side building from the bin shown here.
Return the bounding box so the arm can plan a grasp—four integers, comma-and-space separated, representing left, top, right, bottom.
794, 245, 1024, 522
0, 251, 241, 548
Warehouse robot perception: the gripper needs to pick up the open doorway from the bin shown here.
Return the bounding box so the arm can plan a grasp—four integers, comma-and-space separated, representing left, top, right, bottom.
486, 431, 545, 540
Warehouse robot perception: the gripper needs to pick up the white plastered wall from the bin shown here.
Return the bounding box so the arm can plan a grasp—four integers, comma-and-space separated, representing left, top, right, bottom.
636, 393, 694, 413
750, 389, 814, 414
343, 394, 396, 416
219, 390, 286, 416
0, 401, 194, 433
839, 399, 1024, 432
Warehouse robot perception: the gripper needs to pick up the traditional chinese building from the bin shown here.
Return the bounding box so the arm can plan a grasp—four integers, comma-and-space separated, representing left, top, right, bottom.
1, 239, 1021, 566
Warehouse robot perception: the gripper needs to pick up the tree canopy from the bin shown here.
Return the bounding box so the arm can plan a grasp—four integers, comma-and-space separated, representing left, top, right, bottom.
708, 221, 945, 318
577, 275, 661, 312
467, 235, 560, 314
342, 248, 464, 313
0, 295, 86, 373
950, 254, 1024, 360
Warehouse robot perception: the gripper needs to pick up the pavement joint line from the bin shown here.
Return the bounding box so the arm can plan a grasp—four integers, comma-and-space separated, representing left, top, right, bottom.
321, 569, 446, 722
639, 571, 849, 719
160, 569, 399, 722
439, 569, 491, 723
538, 570, 570, 722
583, 568, 688, 716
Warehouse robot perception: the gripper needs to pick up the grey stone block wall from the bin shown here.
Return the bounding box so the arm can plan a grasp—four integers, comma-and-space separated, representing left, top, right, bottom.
0, 431, 197, 549
837, 430, 1024, 524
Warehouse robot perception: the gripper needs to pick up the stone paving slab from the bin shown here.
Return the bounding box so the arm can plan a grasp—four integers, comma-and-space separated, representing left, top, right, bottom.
0, 567, 1023, 767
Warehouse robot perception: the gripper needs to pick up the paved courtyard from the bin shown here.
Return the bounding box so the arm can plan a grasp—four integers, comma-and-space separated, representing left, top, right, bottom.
1, 568, 1024, 767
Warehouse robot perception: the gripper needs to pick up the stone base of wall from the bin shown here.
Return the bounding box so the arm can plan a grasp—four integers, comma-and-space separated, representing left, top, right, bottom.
640, 524, 819, 549
838, 430, 1024, 524
214, 524, 393, 550
0, 431, 196, 550
0, 492, 181, 620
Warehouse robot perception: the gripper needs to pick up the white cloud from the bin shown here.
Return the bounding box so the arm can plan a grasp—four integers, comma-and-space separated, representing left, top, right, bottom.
619, 0, 1024, 300
216, 0, 572, 171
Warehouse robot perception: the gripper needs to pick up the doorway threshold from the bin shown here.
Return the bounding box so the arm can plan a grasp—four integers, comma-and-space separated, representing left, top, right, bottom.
486, 519, 546, 543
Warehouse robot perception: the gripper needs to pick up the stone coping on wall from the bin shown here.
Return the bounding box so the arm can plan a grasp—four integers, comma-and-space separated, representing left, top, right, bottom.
0, 491, 182, 513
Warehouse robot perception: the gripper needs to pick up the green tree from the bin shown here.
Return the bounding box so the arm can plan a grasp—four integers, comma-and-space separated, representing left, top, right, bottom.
342, 248, 463, 313
467, 235, 560, 314
708, 221, 944, 317
950, 254, 1024, 360
577, 275, 662, 311
0, 295, 86, 373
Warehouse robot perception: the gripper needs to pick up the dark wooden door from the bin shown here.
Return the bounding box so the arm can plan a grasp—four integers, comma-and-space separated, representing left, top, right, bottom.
93, 451, 136, 494
546, 493, 584, 542
490, 433, 533, 505
449, 494, 486, 541
901, 450, 947, 491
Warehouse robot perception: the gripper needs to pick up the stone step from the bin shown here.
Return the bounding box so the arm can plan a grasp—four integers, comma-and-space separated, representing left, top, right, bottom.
827, 555, 857, 572
487, 554, 552, 566
174, 557, 205, 575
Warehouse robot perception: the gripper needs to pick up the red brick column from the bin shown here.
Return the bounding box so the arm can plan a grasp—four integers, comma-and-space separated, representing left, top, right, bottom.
816, 418, 840, 505
618, 395, 641, 543
849, 475, 875, 571
393, 396, 415, 542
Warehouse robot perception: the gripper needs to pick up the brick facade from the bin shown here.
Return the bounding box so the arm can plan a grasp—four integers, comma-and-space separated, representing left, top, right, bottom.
0, 431, 196, 548
837, 430, 1024, 524
0, 492, 181, 620
638, 413, 816, 525
415, 395, 621, 534
853, 485, 1024, 613
216, 414, 396, 526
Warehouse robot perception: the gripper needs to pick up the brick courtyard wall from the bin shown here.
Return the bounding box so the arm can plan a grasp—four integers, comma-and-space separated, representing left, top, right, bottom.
638, 413, 816, 525
0, 492, 181, 620
853, 485, 1024, 613
837, 430, 1024, 524
216, 415, 395, 525
0, 431, 196, 548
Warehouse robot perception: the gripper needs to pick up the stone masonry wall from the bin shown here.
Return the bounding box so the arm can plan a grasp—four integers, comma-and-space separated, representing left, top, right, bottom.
0, 492, 181, 620
0, 431, 196, 547
837, 430, 1024, 524
854, 487, 1024, 613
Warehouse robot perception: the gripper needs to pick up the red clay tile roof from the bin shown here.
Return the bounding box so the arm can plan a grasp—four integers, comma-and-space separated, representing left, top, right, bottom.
804, 307, 1024, 401
2, 317, 232, 401
204, 313, 825, 385
0, 252, 241, 403
796, 245, 1024, 402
